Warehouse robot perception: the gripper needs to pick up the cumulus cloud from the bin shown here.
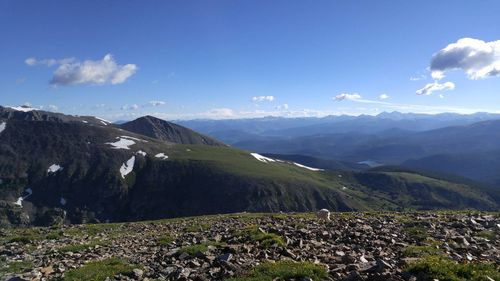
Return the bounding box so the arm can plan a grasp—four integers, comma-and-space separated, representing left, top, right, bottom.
147, 100, 166, 107
252, 96, 275, 102
430, 38, 500, 80
378, 94, 389, 100
121, 104, 139, 110
334, 93, 362, 101
416, 81, 455, 95
276, 104, 289, 110
26, 54, 137, 86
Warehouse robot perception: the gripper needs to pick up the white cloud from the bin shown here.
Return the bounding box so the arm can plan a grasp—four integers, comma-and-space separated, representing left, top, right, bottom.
252, 96, 275, 102
334, 93, 362, 101
26, 54, 137, 86
276, 103, 289, 110
45, 105, 58, 111
147, 101, 166, 107
121, 104, 139, 110
378, 94, 389, 100
430, 38, 500, 80
410, 74, 426, 81
416, 81, 455, 95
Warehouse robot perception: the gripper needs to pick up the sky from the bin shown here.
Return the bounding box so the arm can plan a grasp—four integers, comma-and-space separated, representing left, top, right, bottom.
1, 0, 500, 121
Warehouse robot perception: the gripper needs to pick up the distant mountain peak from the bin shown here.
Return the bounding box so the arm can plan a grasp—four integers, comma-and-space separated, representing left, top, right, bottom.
120, 116, 226, 146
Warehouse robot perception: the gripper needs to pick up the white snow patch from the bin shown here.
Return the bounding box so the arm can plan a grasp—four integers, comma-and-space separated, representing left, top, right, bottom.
121, 135, 148, 142
14, 197, 23, 206
60, 197, 67, 206
155, 153, 169, 160
250, 153, 275, 163
82, 120, 88, 124
136, 150, 147, 156
293, 162, 324, 171
119, 156, 135, 178
95, 117, 110, 125
0, 122, 6, 133
342, 186, 347, 190
9, 106, 36, 112
106, 137, 136, 150
47, 164, 63, 173
13, 188, 33, 207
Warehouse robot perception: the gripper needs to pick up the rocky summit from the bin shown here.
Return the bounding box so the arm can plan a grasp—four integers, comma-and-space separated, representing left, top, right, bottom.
1, 212, 499, 281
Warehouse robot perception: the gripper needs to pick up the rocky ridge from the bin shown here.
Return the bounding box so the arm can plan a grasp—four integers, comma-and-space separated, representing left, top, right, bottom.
1, 212, 499, 280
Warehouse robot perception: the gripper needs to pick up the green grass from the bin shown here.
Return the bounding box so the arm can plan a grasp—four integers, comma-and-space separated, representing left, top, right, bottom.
402, 245, 443, 257
476, 230, 496, 240
179, 241, 224, 256
184, 223, 210, 232
64, 258, 134, 281
404, 225, 428, 242
227, 261, 327, 281
405, 255, 500, 281
0, 260, 33, 275
58, 240, 106, 253
157, 235, 174, 246
64, 223, 121, 237
235, 226, 285, 248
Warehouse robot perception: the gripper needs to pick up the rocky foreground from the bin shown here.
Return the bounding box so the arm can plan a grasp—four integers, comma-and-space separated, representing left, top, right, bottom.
1, 212, 499, 281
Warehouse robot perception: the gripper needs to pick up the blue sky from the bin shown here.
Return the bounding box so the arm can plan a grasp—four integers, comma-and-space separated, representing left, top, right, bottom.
1, 0, 500, 120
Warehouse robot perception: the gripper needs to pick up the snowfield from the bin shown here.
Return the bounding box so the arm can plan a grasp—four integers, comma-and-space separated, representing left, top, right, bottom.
120, 156, 135, 178
121, 135, 148, 142
0, 122, 5, 133
155, 153, 169, 160
9, 106, 35, 112
47, 164, 63, 173
293, 162, 324, 171
107, 137, 136, 150
95, 117, 110, 126
250, 153, 275, 163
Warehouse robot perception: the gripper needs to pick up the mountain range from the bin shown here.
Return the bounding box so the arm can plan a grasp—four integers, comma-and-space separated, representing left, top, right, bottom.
0, 106, 498, 227
178, 112, 500, 186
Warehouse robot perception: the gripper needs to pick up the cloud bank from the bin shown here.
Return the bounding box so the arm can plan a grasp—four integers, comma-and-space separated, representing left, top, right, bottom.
252, 96, 275, 102
334, 93, 361, 101
430, 38, 500, 80
26, 54, 137, 86
416, 81, 455, 95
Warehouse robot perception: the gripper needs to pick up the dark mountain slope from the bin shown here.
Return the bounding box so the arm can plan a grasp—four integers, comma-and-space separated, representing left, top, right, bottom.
0, 108, 497, 226
121, 115, 226, 146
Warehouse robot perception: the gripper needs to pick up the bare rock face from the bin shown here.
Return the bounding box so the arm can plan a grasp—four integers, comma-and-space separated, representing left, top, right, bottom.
1, 212, 499, 280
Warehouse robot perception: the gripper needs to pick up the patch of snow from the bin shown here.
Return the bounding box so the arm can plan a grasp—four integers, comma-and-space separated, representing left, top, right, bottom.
9, 106, 36, 112
106, 137, 136, 150
0, 122, 6, 133
119, 156, 135, 178
60, 197, 67, 206
342, 186, 347, 190
47, 164, 63, 173
338, 174, 343, 178
13, 188, 33, 207
82, 120, 88, 124
136, 150, 147, 156
186, 149, 191, 152
293, 162, 324, 171
95, 116, 110, 125
155, 153, 169, 160
121, 135, 148, 142
250, 153, 275, 163
14, 197, 23, 206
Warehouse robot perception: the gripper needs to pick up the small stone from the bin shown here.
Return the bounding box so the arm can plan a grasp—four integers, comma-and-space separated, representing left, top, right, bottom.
133, 268, 144, 278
